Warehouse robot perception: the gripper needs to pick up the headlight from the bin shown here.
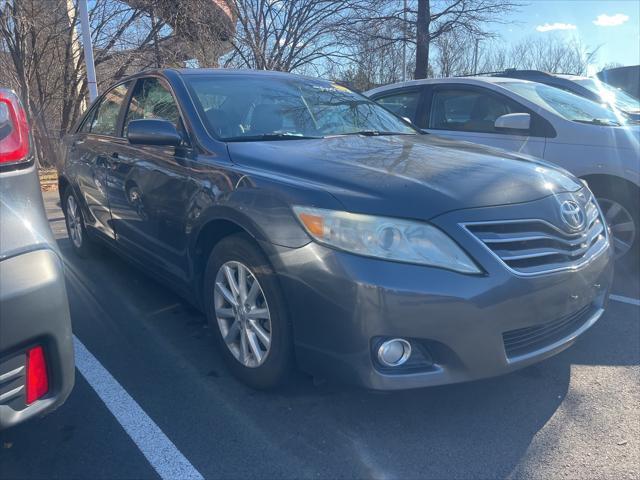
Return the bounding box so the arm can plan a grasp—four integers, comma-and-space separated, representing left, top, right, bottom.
293, 206, 481, 274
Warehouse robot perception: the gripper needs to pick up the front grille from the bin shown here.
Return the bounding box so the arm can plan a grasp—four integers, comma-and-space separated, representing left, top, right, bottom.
503, 304, 594, 360
464, 197, 607, 275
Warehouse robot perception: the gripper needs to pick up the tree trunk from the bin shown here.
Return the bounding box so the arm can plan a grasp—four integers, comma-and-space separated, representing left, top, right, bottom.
414, 0, 430, 79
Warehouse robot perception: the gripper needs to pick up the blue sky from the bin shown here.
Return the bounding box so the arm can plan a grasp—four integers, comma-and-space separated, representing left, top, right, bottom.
494, 0, 640, 71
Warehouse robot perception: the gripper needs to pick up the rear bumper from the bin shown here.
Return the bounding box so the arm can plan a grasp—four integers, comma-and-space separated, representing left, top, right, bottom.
268, 239, 613, 390
0, 249, 75, 429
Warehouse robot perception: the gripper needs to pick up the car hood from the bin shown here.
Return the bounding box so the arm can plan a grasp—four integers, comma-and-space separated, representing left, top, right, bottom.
227, 134, 583, 221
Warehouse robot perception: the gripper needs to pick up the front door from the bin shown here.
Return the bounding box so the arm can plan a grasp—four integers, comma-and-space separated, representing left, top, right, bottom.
107, 76, 197, 282
422, 86, 547, 158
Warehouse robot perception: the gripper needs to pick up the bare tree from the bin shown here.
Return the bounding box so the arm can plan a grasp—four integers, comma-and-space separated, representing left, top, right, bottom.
478, 35, 600, 76
1, 0, 183, 166
430, 31, 602, 78
353, 0, 524, 79
224, 0, 371, 72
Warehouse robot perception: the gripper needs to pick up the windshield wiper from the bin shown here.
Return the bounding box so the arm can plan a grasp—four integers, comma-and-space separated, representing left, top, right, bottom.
573, 118, 621, 127
224, 133, 323, 142
335, 130, 415, 137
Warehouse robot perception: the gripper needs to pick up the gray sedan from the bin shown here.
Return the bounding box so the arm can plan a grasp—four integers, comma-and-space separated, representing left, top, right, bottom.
59, 69, 613, 390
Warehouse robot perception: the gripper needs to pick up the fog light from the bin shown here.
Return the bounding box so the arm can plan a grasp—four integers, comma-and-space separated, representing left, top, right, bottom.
377, 338, 411, 367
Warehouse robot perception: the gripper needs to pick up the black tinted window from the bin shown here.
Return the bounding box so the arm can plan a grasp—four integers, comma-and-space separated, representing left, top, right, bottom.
89, 82, 131, 136
429, 88, 522, 133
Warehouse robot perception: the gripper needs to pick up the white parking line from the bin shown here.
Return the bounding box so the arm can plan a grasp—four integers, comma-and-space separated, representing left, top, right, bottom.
73, 336, 204, 480
609, 294, 640, 307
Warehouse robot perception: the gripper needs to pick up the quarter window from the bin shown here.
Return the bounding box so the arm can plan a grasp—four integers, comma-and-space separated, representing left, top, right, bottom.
429, 89, 524, 134
89, 82, 131, 136
124, 78, 180, 136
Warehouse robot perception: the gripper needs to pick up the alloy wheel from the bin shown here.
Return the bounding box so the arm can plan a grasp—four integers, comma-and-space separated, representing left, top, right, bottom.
66, 194, 83, 249
214, 261, 272, 368
598, 197, 636, 259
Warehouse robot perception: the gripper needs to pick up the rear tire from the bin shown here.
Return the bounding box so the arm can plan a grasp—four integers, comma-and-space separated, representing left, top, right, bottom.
63, 187, 93, 258
204, 233, 293, 389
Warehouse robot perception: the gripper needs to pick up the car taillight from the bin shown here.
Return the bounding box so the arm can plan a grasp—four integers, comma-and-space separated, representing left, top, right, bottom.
26, 346, 49, 404
0, 89, 30, 165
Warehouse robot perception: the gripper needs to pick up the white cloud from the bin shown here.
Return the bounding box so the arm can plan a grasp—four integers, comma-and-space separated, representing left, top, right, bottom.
536, 22, 577, 32
593, 13, 630, 27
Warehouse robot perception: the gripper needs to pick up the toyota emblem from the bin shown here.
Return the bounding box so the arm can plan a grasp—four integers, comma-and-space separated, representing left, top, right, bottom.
560, 200, 585, 230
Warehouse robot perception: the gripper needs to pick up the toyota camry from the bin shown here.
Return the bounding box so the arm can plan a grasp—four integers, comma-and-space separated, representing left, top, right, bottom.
58, 69, 613, 390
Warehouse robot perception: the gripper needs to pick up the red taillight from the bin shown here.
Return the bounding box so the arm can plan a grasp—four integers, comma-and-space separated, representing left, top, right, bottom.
0, 89, 30, 164
26, 346, 49, 404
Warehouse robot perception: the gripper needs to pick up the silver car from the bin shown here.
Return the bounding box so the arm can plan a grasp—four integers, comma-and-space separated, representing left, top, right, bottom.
0, 89, 74, 429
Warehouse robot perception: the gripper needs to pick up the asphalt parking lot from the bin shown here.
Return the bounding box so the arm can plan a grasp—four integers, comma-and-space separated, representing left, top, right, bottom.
1, 190, 639, 479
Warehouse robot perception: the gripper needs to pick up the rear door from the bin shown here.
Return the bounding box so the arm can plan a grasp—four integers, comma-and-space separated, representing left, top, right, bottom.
107, 76, 197, 282
421, 84, 547, 157
68, 81, 132, 239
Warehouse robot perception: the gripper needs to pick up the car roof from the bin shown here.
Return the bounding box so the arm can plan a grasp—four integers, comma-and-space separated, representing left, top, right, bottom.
365, 76, 532, 96
117, 67, 335, 84
554, 74, 589, 81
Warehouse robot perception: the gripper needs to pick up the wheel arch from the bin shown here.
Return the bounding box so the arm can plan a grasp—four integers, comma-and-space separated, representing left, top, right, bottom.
581, 174, 640, 198
190, 210, 274, 307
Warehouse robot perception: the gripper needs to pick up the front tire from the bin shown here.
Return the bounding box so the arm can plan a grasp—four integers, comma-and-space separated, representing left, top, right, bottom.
63, 187, 93, 258
204, 233, 293, 389
593, 186, 639, 261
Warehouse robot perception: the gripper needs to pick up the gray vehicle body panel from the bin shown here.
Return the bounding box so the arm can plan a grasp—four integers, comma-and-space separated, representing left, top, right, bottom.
0, 165, 75, 429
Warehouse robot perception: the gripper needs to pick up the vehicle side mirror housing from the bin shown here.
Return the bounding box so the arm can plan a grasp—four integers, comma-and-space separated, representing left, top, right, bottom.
494, 113, 531, 131
402, 116, 412, 124
127, 119, 182, 146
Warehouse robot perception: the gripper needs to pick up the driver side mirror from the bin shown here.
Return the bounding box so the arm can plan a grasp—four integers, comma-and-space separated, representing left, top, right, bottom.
494, 113, 531, 131
127, 119, 182, 146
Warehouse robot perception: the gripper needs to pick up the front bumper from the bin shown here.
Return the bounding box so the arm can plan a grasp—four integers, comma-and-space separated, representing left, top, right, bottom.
0, 249, 75, 429
267, 226, 613, 390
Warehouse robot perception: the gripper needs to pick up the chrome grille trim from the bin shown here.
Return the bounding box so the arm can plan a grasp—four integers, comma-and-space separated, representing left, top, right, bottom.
0, 353, 26, 407
504, 306, 604, 363
461, 197, 609, 276
0, 385, 24, 403
0, 365, 24, 383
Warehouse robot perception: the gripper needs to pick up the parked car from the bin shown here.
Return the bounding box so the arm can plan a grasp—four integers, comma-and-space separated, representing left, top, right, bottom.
0, 89, 74, 429
59, 69, 613, 390
598, 65, 640, 100
484, 69, 640, 123
367, 77, 640, 259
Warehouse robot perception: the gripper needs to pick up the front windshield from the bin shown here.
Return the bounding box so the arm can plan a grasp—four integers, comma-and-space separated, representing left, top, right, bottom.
501, 81, 627, 126
574, 78, 640, 113
185, 75, 416, 141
